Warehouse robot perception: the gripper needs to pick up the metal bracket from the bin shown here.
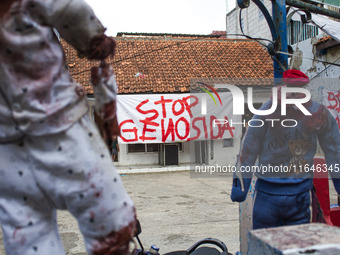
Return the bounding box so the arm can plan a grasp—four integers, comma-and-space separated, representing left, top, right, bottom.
237, 0, 278, 42
237, 0, 250, 9
286, 9, 312, 25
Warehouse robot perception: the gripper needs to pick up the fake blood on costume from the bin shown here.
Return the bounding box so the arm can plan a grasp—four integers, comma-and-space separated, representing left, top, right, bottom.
0, 0, 136, 254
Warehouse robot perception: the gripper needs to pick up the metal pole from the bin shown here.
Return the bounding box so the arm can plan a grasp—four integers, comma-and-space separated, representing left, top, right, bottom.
286, 0, 340, 20
272, 0, 288, 79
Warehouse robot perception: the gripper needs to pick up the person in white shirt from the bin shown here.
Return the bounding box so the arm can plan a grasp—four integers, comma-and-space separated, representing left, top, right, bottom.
0, 1, 136, 254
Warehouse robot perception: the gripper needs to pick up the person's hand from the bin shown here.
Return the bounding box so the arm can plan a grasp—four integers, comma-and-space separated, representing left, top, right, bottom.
101, 101, 120, 138
92, 220, 137, 255
91, 61, 112, 85
89, 34, 116, 60
91, 62, 120, 138
230, 177, 250, 202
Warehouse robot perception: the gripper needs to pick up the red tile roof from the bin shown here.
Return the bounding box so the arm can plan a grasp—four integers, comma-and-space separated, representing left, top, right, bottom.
315, 36, 332, 45
209, 31, 227, 38
62, 37, 273, 94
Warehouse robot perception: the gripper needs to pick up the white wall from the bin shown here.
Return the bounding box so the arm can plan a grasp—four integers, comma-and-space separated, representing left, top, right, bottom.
87, 88, 272, 168
290, 34, 340, 79
208, 138, 241, 167
116, 142, 193, 167
289, 33, 340, 103
226, 0, 273, 40
115, 140, 242, 168
207, 87, 272, 168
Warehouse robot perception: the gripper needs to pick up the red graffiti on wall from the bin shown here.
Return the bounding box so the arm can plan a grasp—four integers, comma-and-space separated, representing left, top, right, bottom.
118, 95, 235, 143
327, 91, 340, 129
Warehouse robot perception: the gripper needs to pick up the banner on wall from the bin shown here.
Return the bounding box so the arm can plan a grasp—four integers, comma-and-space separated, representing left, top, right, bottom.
323, 89, 340, 130
116, 93, 241, 144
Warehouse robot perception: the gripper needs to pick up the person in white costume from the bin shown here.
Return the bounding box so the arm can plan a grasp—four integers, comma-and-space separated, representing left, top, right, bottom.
0, 1, 136, 254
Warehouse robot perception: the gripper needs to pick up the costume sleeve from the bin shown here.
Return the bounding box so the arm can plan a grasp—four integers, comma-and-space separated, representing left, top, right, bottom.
91, 63, 120, 137
318, 106, 340, 195
231, 109, 267, 202
91, 64, 117, 119
28, 0, 106, 57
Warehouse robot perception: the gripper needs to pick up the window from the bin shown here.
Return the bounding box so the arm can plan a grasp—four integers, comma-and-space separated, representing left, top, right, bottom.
288, 20, 319, 45
128, 143, 182, 153
146, 143, 159, 152
128, 144, 145, 153
128, 143, 160, 153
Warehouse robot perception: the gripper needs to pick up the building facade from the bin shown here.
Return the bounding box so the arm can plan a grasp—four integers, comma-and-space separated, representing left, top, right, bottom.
62, 34, 273, 170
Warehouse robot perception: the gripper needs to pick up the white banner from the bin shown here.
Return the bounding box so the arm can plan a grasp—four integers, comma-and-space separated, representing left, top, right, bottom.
323, 89, 340, 130
117, 93, 241, 144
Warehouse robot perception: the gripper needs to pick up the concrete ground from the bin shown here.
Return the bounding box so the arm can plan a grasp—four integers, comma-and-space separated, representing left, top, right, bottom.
0, 171, 240, 255
0, 170, 338, 255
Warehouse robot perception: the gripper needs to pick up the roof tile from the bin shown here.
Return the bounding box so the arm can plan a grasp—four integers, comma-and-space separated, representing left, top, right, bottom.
61, 37, 273, 94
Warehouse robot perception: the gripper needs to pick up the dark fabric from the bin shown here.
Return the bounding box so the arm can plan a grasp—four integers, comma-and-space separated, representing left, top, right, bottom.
253, 190, 311, 229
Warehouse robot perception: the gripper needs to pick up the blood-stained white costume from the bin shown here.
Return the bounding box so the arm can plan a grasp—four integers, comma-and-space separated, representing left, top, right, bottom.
0, 1, 136, 254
